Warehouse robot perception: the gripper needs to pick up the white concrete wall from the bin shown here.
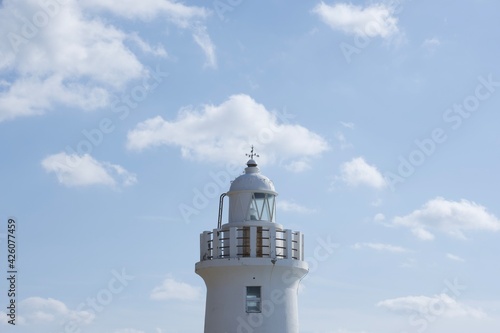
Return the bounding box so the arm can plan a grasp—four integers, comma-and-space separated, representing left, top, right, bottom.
196, 258, 308, 333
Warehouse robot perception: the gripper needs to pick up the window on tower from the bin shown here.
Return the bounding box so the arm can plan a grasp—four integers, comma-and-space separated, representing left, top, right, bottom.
246, 286, 262, 313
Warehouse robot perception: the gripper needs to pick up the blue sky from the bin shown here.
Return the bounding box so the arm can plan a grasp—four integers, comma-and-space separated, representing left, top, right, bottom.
1, 0, 500, 332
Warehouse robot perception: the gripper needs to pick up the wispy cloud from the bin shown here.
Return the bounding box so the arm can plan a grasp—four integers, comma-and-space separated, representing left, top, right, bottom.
340, 121, 355, 129
352, 242, 408, 253
446, 253, 465, 262
128, 32, 168, 57
285, 159, 312, 173
312, 2, 400, 39
422, 37, 441, 56
377, 294, 486, 318
399, 258, 417, 269
278, 200, 316, 214
127, 94, 329, 170
422, 37, 441, 48
335, 131, 353, 150
392, 197, 500, 241
41, 152, 137, 188
0, 312, 8, 324
20, 297, 94, 325
83, 0, 216, 67
113, 329, 145, 333
150, 276, 201, 301
193, 26, 217, 69
81, 0, 209, 26
338, 157, 387, 189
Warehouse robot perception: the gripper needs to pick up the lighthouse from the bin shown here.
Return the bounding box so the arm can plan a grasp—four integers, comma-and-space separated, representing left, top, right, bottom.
195, 149, 308, 333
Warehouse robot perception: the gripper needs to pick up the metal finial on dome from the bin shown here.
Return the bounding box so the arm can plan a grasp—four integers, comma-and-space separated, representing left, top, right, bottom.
246, 145, 259, 159
245, 145, 259, 167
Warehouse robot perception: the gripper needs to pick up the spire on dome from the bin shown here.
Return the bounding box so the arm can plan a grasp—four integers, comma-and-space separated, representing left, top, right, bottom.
245, 145, 259, 167
246, 145, 259, 159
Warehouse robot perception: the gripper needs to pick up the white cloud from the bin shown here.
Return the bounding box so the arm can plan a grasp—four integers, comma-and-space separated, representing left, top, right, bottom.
0, 0, 212, 122
0, 75, 110, 121
422, 37, 441, 56
128, 32, 168, 57
114, 329, 145, 333
20, 297, 95, 325
336, 122, 354, 150
81, 0, 209, 27
278, 200, 316, 214
0, 311, 8, 324
422, 37, 441, 48
82, 0, 215, 66
193, 26, 217, 69
335, 131, 353, 150
446, 253, 465, 262
411, 227, 435, 241
340, 121, 355, 129
41, 152, 137, 188
373, 213, 386, 222
392, 197, 500, 240
352, 242, 408, 253
150, 276, 201, 301
127, 94, 328, 170
0, 0, 146, 121
399, 258, 417, 269
339, 157, 386, 189
377, 294, 486, 319
312, 2, 399, 38
285, 159, 312, 172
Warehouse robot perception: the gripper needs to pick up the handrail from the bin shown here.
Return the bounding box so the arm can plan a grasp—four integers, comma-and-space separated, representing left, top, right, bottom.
199, 226, 304, 261
217, 193, 227, 229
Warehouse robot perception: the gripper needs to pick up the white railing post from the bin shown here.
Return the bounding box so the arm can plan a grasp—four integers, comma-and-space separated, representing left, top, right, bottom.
300, 232, 305, 260
286, 229, 293, 259
270, 226, 276, 259
295, 232, 302, 260
230, 227, 237, 258
205, 231, 213, 260
212, 228, 219, 258
250, 226, 257, 257
200, 232, 205, 260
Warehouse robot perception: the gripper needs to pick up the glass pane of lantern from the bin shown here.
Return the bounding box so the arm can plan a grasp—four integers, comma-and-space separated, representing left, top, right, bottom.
268, 195, 275, 222
247, 198, 258, 220
254, 193, 266, 220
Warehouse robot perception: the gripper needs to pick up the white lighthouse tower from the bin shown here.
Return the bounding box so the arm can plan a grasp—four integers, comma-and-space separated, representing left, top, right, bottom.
195, 148, 308, 333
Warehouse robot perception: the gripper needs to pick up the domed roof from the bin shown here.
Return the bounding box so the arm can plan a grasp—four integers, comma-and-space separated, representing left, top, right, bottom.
228, 159, 276, 193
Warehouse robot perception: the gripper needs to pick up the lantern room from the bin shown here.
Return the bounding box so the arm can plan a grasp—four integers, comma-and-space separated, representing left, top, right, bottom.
226, 158, 277, 224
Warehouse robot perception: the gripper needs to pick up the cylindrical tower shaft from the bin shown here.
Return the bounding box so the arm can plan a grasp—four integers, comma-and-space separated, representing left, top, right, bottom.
196, 259, 307, 333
